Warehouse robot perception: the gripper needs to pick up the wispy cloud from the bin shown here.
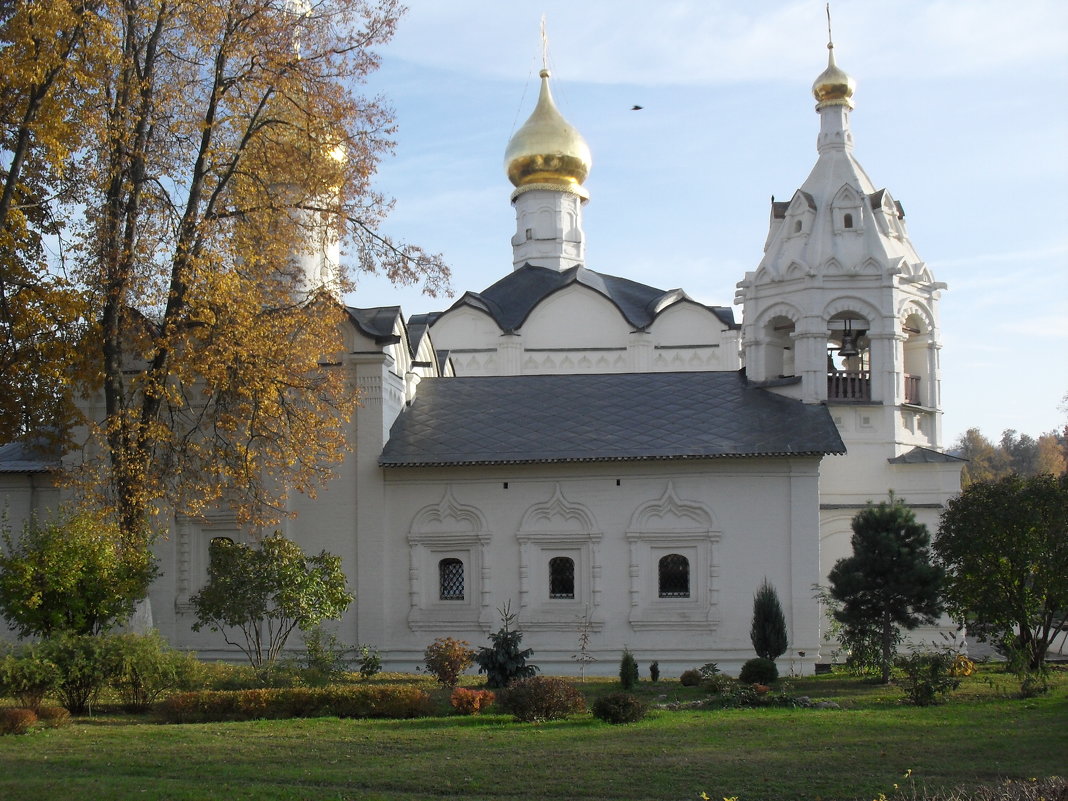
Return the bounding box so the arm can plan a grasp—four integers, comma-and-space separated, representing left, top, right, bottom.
388, 0, 1068, 85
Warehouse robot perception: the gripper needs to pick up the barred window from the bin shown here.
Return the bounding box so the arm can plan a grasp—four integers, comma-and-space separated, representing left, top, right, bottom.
439, 558, 464, 601
658, 553, 690, 598
548, 556, 575, 599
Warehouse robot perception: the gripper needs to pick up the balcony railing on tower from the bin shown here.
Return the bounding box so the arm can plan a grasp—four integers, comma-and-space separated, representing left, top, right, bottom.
827, 369, 871, 401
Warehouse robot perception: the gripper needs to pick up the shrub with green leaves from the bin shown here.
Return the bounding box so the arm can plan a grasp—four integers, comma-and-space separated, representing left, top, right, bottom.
619, 649, 639, 690
300, 626, 353, 684
895, 650, 962, 706
355, 645, 382, 678
191, 533, 353, 669
592, 692, 647, 724
0, 509, 156, 637
423, 637, 476, 687
111, 631, 203, 712
739, 657, 778, 685
0, 645, 60, 711
37, 633, 121, 715
698, 662, 720, 679
475, 603, 538, 688
649, 661, 660, 682
498, 676, 586, 722
679, 668, 702, 687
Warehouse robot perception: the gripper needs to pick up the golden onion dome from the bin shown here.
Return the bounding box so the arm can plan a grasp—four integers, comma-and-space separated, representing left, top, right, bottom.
812, 44, 856, 108
504, 69, 591, 190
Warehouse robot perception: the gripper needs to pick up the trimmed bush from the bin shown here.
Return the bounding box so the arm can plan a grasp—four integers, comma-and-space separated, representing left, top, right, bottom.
0, 646, 60, 711
0, 707, 37, 735
592, 692, 647, 724
35, 706, 72, 728
619, 649, 639, 690
498, 676, 586, 722
450, 687, 495, 715
423, 637, 476, 688
679, 669, 702, 687
739, 657, 778, 685
155, 684, 433, 724
649, 661, 660, 682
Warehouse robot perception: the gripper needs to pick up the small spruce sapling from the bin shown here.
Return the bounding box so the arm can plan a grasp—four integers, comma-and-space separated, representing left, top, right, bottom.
750, 579, 788, 661
619, 649, 639, 690
475, 602, 538, 688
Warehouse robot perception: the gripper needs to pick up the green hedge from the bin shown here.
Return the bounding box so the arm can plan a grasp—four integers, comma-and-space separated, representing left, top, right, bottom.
156, 684, 433, 724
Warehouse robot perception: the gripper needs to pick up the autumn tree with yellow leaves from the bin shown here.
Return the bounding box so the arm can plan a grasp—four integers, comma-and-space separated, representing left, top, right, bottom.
1, 0, 448, 558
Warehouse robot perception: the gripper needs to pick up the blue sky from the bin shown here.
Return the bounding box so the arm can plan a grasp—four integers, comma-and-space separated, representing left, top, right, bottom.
347, 0, 1068, 446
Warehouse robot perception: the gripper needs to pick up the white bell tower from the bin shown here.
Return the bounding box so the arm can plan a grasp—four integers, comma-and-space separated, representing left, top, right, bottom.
735, 31, 963, 599
736, 38, 949, 453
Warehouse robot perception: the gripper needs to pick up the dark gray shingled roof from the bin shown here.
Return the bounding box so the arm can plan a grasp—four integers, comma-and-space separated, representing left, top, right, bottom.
438, 264, 737, 333
0, 439, 60, 473
380, 370, 845, 467
887, 446, 966, 464
346, 306, 402, 345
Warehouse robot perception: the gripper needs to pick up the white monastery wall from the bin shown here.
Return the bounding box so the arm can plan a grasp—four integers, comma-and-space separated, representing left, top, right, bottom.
374, 457, 824, 676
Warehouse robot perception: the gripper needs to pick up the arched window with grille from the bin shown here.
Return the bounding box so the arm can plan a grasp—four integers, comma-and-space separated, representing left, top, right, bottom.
548, 556, 575, 599
658, 553, 690, 598
438, 558, 464, 601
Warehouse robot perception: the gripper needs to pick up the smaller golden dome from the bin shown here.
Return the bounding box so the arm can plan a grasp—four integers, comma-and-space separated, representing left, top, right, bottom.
812, 44, 856, 108
504, 69, 591, 190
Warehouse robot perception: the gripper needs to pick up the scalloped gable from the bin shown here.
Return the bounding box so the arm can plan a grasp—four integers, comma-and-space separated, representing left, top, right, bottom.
431, 264, 736, 334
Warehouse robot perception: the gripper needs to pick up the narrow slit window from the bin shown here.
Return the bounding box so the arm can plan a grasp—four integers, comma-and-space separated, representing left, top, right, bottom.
843, 213, 854, 229
549, 556, 575, 599
793, 220, 802, 233
439, 558, 464, 601
658, 553, 690, 598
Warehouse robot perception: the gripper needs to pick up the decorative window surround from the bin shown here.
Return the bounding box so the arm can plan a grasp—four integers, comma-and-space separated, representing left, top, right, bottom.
174, 513, 242, 614
516, 484, 603, 631
407, 488, 492, 632
626, 483, 721, 631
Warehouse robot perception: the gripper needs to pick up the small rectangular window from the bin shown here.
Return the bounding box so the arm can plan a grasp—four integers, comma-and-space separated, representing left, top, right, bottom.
439, 558, 464, 600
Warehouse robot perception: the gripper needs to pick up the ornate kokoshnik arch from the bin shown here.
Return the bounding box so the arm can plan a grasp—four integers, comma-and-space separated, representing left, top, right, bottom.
516, 484, 603, 630
897, 298, 935, 334
407, 487, 493, 632
625, 482, 721, 631
754, 301, 803, 332
822, 296, 883, 330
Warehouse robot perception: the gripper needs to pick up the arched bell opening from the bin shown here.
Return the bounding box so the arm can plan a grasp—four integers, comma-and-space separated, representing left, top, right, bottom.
902, 312, 931, 406
764, 316, 796, 378
826, 312, 871, 401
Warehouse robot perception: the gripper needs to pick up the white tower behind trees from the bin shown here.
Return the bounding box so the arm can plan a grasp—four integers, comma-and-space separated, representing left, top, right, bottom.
735, 38, 962, 593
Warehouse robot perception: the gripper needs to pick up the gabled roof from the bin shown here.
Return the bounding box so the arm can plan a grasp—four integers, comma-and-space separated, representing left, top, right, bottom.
380, 370, 844, 468
0, 439, 60, 473
438, 264, 737, 333
887, 446, 966, 464
345, 306, 403, 346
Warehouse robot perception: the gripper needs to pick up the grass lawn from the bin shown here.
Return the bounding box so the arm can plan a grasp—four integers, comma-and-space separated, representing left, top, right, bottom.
1, 667, 1064, 801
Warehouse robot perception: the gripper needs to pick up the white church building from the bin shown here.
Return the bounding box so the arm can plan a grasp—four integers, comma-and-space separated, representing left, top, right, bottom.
0, 41, 963, 674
